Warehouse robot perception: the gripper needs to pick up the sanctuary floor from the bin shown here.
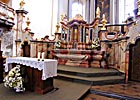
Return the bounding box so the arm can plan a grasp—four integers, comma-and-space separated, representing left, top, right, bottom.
0, 79, 140, 100
0, 79, 90, 100
84, 81, 140, 100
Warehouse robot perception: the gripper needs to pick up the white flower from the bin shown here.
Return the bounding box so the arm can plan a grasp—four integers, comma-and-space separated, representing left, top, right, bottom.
16, 73, 21, 76
8, 71, 14, 77
91, 38, 100, 49
3, 65, 25, 92
17, 76, 22, 80
55, 40, 61, 48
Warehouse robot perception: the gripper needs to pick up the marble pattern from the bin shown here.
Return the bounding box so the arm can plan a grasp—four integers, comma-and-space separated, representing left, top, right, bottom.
84, 81, 140, 100
1, 31, 13, 56
84, 93, 119, 100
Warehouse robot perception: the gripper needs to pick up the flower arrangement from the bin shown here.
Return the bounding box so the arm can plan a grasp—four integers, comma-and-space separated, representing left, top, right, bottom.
91, 38, 101, 50
3, 65, 25, 92
55, 40, 61, 49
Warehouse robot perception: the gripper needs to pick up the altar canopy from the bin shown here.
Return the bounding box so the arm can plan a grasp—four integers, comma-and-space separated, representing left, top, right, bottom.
5, 57, 57, 80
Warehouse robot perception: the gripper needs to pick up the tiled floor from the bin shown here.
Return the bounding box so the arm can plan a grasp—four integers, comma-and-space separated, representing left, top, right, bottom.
84, 81, 140, 100
84, 94, 120, 100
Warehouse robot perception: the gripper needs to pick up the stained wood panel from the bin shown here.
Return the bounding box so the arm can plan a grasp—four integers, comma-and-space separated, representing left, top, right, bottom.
129, 39, 140, 82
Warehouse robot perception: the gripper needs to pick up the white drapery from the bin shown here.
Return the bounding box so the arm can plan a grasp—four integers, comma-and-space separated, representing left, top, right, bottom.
5, 57, 58, 80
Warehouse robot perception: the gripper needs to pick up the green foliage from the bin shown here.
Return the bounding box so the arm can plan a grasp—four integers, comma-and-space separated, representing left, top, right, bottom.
55, 40, 61, 49
3, 65, 25, 92
91, 38, 101, 50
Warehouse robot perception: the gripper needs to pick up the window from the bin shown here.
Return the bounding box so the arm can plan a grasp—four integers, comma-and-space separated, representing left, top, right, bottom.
119, 0, 135, 23
124, 0, 135, 19
72, 0, 85, 18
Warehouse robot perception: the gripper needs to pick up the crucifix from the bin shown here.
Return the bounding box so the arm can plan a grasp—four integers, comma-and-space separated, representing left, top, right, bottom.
101, 0, 104, 9
99, 0, 104, 12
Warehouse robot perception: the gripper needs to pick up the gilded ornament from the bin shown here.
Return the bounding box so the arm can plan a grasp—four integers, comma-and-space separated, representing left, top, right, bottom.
19, 0, 25, 10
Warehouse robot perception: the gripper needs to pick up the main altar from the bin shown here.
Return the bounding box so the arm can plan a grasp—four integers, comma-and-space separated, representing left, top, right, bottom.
52, 8, 105, 68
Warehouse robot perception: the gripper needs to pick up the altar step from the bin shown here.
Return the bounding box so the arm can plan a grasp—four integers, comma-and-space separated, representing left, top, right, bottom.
56, 65, 125, 85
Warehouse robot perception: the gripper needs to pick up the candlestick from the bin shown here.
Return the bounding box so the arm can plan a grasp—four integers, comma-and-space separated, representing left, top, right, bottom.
42, 52, 45, 61
96, 7, 100, 18
38, 52, 41, 59
101, 14, 107, 30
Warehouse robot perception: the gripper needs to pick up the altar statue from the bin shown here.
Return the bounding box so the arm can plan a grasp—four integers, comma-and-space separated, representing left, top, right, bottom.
19, 0, 25, 10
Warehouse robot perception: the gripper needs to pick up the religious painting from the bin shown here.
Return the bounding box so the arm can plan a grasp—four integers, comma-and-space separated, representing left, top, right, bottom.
95, 0, 110, 23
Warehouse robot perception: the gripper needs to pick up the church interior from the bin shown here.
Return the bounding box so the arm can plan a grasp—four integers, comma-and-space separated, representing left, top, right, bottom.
0, 0, 140, 100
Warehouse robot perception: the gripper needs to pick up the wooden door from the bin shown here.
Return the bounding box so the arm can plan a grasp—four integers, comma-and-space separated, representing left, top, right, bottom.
129, 38, 140, 81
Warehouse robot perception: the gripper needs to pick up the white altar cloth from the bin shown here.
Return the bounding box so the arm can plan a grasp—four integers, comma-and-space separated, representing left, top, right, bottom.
5, 57, 58, 80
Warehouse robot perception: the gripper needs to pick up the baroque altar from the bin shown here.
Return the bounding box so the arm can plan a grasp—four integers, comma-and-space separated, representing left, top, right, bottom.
52, 8, 106, 68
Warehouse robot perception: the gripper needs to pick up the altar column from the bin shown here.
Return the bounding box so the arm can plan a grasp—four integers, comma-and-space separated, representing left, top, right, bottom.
15, 9, 28, 56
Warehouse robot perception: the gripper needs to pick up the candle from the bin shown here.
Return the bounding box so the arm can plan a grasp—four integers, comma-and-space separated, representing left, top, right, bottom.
42, 52, 45, 59
38, 52, 41, 59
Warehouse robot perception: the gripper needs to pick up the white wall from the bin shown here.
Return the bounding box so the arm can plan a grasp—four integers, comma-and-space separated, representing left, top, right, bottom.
12, 0, 58, 39
58, 0, 69, 20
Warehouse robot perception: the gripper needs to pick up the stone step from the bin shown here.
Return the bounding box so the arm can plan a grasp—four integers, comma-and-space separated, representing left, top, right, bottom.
57, 73, 125, 85
57, 70, 121, 77
57, 65, 123, 77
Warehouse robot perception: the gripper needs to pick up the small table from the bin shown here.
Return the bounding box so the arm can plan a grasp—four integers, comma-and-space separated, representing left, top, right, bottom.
5, 57, 57, 94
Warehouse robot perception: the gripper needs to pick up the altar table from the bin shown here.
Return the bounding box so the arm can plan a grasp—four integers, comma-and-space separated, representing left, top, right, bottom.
5, 57, 58, 94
